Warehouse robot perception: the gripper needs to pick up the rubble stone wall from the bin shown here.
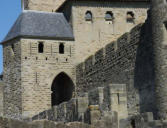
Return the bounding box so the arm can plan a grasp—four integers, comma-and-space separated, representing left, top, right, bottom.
3, 39, 22, 119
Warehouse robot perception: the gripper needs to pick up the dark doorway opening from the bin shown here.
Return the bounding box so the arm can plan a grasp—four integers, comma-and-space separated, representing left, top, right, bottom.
51, 72, 74, 106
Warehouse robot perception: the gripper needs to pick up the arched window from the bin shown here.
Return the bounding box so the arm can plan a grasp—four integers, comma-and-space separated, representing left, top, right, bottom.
38, 42, 44, 53
105, 11, 114, 21
127, 11, 135, 23
59, 43, 64, 54
85, 11, 93, 21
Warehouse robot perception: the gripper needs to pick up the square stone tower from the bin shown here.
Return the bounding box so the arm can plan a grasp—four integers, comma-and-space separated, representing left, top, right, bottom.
1, 10, 75, 119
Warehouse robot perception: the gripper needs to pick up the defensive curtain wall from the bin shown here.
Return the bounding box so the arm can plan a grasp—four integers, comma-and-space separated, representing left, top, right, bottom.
76, 10, 155, 117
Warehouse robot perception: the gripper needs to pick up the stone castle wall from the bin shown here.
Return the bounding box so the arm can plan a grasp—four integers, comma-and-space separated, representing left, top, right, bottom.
76, 14, 155, 117
24, 0, 66, 12
68, 1, 150, 64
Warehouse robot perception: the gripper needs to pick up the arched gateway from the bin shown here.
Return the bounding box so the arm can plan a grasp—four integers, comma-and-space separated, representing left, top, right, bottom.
51, 72, 74, 106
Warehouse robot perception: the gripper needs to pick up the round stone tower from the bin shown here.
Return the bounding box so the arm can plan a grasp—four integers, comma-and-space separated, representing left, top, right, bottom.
151, 0, 167, 119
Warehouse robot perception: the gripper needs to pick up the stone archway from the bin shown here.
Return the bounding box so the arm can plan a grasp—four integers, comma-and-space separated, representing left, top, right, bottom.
51, 72, 74, 106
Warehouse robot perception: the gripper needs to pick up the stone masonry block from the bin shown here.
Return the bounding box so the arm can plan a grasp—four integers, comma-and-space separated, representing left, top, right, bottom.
77, 94, 89, 114
88, 87, 104, 106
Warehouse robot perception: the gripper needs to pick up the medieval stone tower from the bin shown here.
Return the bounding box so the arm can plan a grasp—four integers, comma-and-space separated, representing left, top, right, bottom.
151, 0, 167, 120
1, 0, 150, 120
2, 11, 75, 118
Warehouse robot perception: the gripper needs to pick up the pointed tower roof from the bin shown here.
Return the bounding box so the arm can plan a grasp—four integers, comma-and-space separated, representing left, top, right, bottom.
1, 10, 74, 44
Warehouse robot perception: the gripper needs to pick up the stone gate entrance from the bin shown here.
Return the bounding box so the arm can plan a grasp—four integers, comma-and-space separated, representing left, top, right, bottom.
51, 72, 74, 106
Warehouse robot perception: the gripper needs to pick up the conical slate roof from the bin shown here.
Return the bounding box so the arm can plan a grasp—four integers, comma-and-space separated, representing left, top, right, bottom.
1, 10, 74, 43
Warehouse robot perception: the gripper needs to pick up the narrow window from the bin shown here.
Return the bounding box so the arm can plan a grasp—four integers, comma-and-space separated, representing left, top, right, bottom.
105, 11, 114, 21
11, 44, 14, 52
59, 43, 64, 54
85, 11, 92, 21
164, 21, 167, 30
127, 11, 135, 23
35, 72, 38, 83
38, 42, 44, 53
117, 93, 120, 104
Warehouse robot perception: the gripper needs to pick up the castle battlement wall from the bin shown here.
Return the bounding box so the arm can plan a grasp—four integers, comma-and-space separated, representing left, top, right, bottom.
76, 12, 155, 117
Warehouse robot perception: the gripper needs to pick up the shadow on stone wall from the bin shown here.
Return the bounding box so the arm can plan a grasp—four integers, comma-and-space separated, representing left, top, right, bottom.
76, 11, 156, 118
134, 11, 156, 117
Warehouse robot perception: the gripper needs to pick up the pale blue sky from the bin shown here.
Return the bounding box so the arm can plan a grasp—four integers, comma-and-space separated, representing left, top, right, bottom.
0, 0, 21, 73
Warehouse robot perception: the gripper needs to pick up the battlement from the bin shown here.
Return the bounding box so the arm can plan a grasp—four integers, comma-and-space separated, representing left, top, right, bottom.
77, 24, 142, 76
